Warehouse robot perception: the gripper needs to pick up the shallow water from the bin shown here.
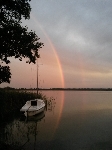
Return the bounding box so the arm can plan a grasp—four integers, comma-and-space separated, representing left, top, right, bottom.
1, 91, 112, 150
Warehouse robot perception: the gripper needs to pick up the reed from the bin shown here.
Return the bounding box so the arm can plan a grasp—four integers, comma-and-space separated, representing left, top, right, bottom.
0, 88, 44, 121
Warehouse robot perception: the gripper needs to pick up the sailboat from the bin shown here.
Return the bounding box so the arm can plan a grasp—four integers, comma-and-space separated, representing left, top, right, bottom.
20, 99, 45, 117
20, 56, 45, 117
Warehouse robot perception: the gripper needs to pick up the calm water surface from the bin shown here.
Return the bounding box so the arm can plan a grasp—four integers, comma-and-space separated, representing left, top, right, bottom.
1, 91, 112, 150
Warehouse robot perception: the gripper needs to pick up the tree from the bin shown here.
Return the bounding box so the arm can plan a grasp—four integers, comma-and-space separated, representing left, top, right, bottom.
0, 0, 44, 84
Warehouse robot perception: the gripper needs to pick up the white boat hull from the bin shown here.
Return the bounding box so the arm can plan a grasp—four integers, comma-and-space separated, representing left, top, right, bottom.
24, 106, 45, 117
20, 99, 45, 117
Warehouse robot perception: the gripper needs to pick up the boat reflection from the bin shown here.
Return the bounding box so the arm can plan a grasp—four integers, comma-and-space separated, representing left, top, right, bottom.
0, 98, 57, 150
1, 111, 45, 150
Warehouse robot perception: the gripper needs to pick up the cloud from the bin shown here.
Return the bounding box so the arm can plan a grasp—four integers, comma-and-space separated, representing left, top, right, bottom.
27, 0, 112, 74
2, 0, 112, 88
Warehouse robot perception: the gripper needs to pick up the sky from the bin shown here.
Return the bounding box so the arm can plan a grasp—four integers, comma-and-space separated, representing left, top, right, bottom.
1, 0, 112, 89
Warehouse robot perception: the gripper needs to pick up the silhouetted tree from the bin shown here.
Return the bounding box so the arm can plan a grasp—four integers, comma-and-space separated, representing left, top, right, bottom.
0, 0, 44, 83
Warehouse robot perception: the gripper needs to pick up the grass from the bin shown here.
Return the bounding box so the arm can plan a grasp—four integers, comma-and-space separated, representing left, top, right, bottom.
0, 88, 49, 149
0, 88, 46, 121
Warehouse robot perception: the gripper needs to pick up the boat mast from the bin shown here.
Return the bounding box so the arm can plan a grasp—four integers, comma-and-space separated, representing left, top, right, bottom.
37, 54, 42, 97
37, 57, 38, 97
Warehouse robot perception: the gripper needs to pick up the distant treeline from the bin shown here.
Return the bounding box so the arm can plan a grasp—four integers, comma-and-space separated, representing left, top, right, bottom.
50, 88, 112, 91
1, 87, 112, 91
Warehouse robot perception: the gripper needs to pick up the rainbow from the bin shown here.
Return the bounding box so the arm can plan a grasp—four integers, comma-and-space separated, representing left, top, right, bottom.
30, 14, 64, 89
31, 13, 65, 136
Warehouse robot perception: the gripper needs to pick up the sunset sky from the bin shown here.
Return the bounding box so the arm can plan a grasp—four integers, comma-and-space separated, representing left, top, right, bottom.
1, 0, 112, 89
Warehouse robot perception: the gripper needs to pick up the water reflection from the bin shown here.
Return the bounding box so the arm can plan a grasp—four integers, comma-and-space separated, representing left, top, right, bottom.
0, 97, 55, 149
0, 93, 64, 150
3, 91, 112, 149
46, 97, 56, 112
2, 112, 45, 149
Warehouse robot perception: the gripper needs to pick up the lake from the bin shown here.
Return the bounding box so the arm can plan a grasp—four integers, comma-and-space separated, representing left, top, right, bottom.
1, 90, 112, 150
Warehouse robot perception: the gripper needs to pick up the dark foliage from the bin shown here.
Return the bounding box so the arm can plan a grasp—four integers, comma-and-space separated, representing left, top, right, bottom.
0, 65, 11, 83
0, 0, 44, 83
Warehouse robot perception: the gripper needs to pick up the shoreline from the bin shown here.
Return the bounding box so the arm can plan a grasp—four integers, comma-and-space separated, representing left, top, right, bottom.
1, 87, 112, 91
18, 88, 112, 91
